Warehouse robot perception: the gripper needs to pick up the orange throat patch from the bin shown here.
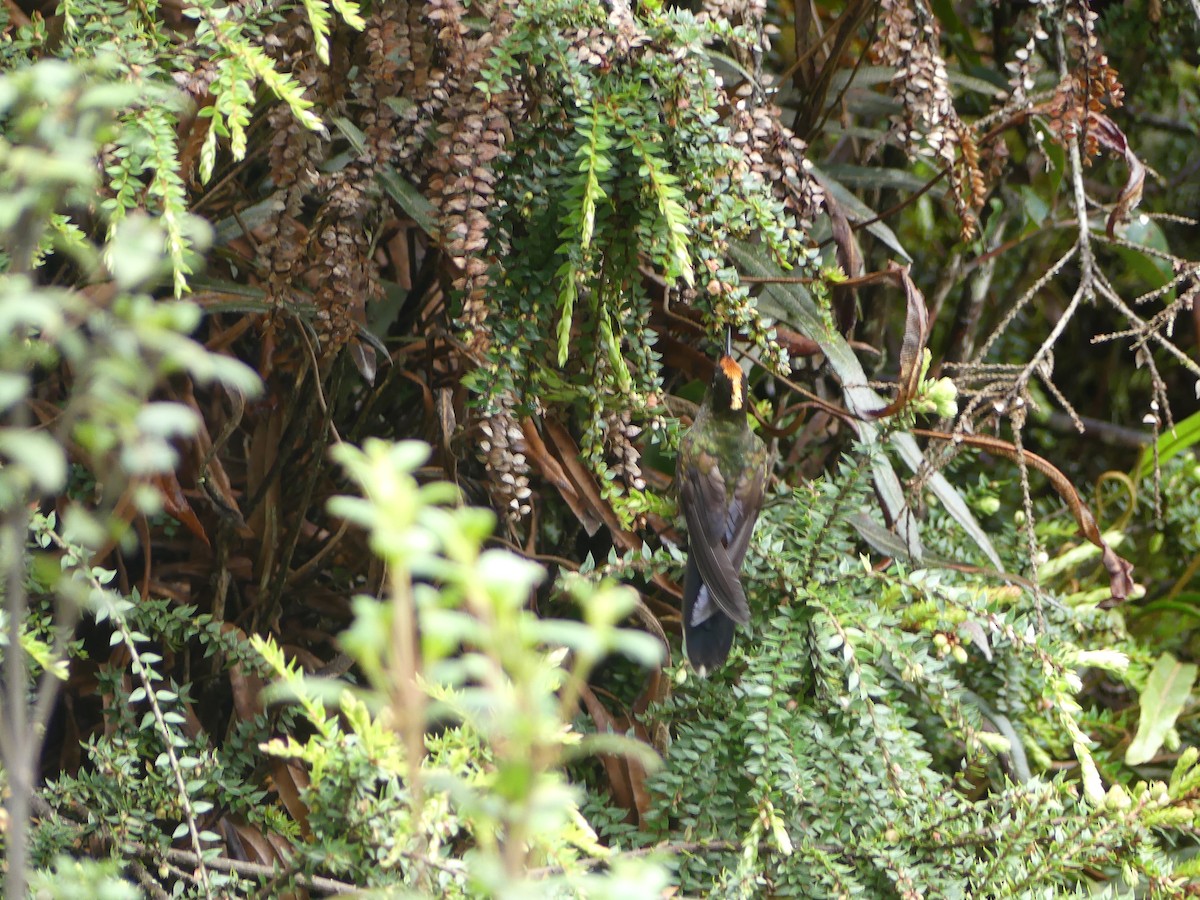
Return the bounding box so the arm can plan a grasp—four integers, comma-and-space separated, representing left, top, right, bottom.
719, 357, 743, 410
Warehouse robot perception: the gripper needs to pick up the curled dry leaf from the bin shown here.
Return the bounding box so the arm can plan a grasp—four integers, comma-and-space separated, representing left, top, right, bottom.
539, 417, 678, 646
224, 818, 280, 866
1100, 544, 1136, 607
893, 261, 930, 405
271, 759, 312, 840
1089, 113, 1145, 238
817, 173, 864, 335
152, 471, 210, 548
222, 819, 306, 900
247, 406, 284, 544
524, 420, 673, 708
183, 384, 248, 530
1034, 79, 1143, 239
437, 387, 457, 463
221, 624, 265, 721
349, 337, 377, 385
863, 262, 930, 419
521, 416, 599, 535
629, 588, 672, 677
543, 417, 632, 545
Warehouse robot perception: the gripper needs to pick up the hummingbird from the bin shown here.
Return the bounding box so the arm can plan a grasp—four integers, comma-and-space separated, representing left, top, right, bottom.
676, 354, 768, 674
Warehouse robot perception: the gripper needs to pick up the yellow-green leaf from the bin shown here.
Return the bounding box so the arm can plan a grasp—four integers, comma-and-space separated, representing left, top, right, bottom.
1126, 653, 1198, 766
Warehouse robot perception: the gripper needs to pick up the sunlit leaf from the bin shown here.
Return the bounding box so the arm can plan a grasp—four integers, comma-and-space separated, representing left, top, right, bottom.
1126, 653, 1198, 767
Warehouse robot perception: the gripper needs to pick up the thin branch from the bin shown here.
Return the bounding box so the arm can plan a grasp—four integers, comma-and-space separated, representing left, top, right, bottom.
128, 861, 172, 900
820, 165, 950, 248
131, 846, 364, 896
973, 244, 1077, 362
995, 25, 1098, 405
1093, 276, 1200, 382
45, 528, 216, 900
961, 218, 1076, 276
1038, 372, 1083, 433
771, 4, 842, 91
1014, 279, 1089, 396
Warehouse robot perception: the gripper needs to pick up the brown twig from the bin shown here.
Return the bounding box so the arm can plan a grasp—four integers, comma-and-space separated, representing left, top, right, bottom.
131, 845, 364, 896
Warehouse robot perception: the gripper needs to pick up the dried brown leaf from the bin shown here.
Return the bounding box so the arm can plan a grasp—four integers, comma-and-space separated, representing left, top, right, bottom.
437, 388, 458, 466
818, 174, 863, 335
543, 417, 631, 546
578, 684, 635, 816
228, 819, 282, 865
857, 262, 929, 419
894, 261, 930, 406
521, 416, 597, 532
271, 760, 312, 839
1090, 113, 1145, 238
577, 684, 653, 827
151, 471, 210, 548
226, 650, 265, 722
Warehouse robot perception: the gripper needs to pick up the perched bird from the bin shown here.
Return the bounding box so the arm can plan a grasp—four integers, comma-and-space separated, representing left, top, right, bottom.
676, 355, 768, 674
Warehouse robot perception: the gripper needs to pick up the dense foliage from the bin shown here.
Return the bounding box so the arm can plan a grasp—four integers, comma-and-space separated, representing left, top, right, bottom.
1, 0, 1200, 897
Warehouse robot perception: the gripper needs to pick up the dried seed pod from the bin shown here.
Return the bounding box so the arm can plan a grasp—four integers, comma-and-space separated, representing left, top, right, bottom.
871, 0, 987, 240
477, 394, 533, 524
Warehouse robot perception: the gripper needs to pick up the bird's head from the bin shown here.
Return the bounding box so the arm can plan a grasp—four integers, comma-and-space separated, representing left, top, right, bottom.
710, 355, 748, 415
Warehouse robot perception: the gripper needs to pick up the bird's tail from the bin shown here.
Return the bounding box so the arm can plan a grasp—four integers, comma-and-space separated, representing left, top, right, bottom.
682, 554, 736, 676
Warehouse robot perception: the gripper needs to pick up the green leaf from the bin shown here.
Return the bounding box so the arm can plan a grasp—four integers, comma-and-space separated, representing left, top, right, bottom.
1111, 215, 1173, 289
377, 163, 439, 238
108, 214, 169, 290
135, 402, 201, 440
0, 372, 30, 411
829, 65, 900, 92
300, 0, 335, 64
809, 164, 912, 262
1126, 653, 1198, 767
0, 428, 67, 493
1137, 409, 1200, 479
571, 732, 663, 771
947, 69, 1006, 96
730, 241, 919, 553
329, 0, 366, 31
822, 163, 944, 196
556, 262, 577, 368
1018, 185, 1049, 229
332, 115, 367, 154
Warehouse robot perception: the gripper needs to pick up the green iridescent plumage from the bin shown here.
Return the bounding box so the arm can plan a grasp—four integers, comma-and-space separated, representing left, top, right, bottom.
676, 355, 768, 674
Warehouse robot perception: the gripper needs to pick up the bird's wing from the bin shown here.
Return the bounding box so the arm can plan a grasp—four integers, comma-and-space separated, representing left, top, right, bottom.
724, 445, 767, 570
680, 452, 751, 625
